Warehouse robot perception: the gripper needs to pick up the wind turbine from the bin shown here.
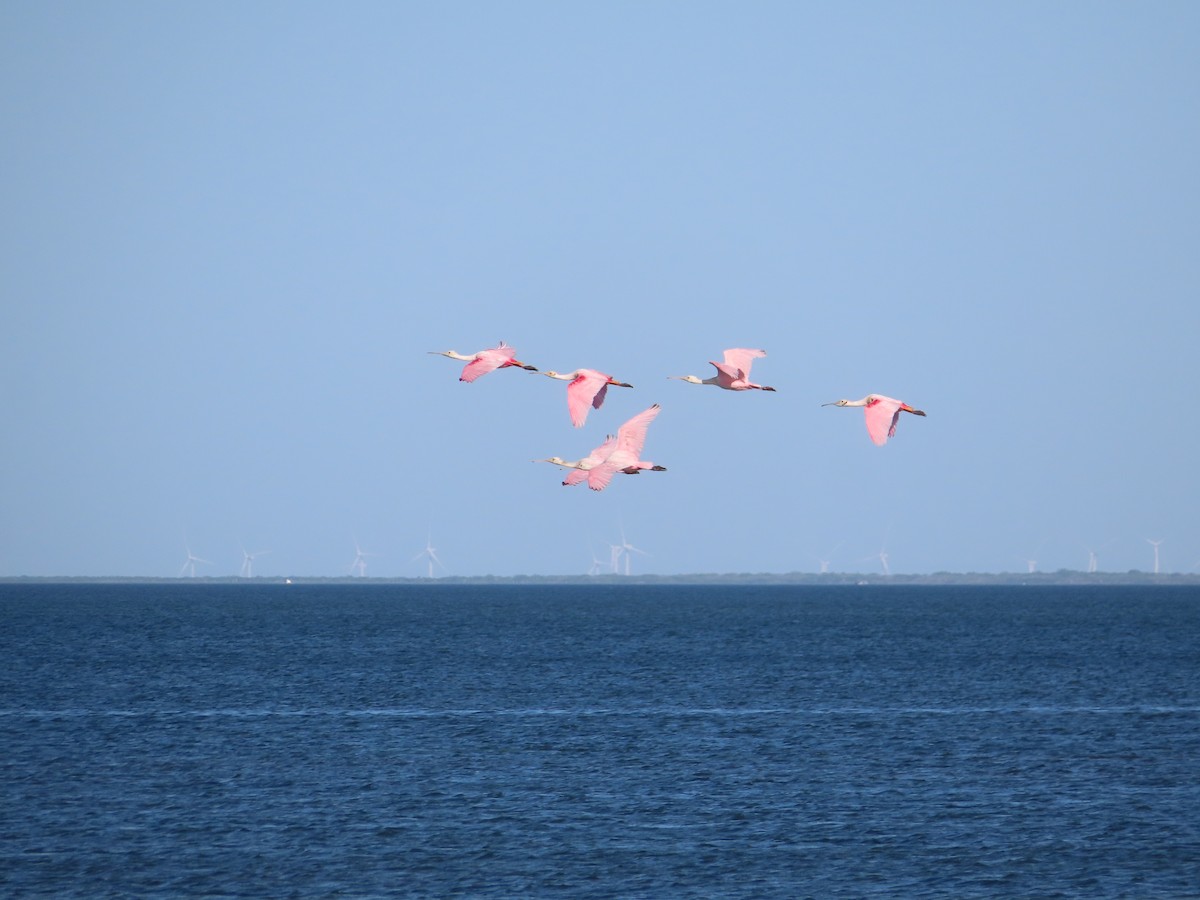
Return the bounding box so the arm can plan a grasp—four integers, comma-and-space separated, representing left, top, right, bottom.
240, 548, 270, 578
859, 533, 891, 576
180, 546, 212, 578
587, 544, 608, 576
856, 547, 891, 576
1019, 540, 1046, 574
350, 538, 374, 577
1080, 538, 1116, 574
1146, 538, 1163, 574
607, 541, 624, 574
614, 525, 647, 576
412, 535, 445, 578
873, 525, 894, 576
814, 541, 844, 574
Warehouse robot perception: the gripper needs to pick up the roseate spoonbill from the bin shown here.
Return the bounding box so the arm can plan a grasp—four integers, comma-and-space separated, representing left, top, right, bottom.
537, 404, 666, 491
540, 368, 633, 427
822, 394, 926, 446
669, 348, 776, 391
588, 403, 667, 491
533, 434, 617, 485
428, 341, 537, 382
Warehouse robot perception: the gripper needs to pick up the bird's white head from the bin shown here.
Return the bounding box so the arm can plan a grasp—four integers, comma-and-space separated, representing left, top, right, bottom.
822, 399, 852, 407
669, 375, 704, 384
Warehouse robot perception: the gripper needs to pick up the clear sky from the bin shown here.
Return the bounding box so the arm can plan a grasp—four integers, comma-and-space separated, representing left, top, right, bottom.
3, 2, 1198, 578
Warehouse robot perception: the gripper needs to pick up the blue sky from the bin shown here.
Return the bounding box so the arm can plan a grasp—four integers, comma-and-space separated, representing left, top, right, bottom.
2, 2, 1198, 577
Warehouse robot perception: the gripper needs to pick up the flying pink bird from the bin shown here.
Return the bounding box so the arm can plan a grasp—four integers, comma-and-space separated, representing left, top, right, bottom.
670, 348, 776, 391
540, 368, 633, 427
823, 394, 926, 445
428, 341, 537, 382
534, 434, 617, 486
536, 404, 666, 491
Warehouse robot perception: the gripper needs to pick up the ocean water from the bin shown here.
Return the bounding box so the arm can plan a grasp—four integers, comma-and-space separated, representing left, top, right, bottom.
1, 584, 1198, 898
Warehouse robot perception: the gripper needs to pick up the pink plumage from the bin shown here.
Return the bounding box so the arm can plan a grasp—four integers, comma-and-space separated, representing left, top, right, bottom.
535, 404, 667, 492
583, 403, 665, 491
671, 348, 776, 392
823, 394, 927, 445
428, 341, 537, 382
540, 367, 634, 427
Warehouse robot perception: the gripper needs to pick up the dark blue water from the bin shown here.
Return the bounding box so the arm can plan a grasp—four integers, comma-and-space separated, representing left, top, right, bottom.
2, 584, 1198, 898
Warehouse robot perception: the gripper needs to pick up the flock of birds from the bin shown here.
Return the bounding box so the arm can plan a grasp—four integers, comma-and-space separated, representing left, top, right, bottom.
431, 341, 926, 492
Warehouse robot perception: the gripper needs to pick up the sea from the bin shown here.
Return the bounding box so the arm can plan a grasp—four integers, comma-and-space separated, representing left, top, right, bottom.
1, 583, 1198, 898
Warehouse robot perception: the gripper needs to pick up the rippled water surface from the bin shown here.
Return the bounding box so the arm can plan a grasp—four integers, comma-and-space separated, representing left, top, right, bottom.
2, 583, 1198, 897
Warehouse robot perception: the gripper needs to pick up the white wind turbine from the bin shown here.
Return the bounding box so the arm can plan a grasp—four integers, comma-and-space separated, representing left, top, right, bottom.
180, 546, 212, 578
240, 548, 270, 578
814, 541, 844, 574
859, 540, 890, 576
1080, 538, 1114, 574
869, 525, 893, 576
587, 544, 608, 576
613, 524, 647, 576
856, 550, 891, 576
1020, 540, 1046, 574
412, 535, 445, 578
1146, 538, 1163, 574
350, 538, 374, 577
1012, 553, 1038, 574
607, 541, 623, 574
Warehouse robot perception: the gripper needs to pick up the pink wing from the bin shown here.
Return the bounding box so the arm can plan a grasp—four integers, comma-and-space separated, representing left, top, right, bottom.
583, 408, 661, 491
585, 434, 618, 464
722, 348, 766, 378
459, 343, 516, 382
709, 361, 741, 388
863, 395, 902, 446
613, 404, 661, 458
561, 435, 616, 487
566, 370, 608, 427
586, 462, 618, 492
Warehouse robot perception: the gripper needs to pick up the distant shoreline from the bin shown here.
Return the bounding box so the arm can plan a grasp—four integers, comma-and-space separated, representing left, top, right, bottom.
3, 572, 1199, 587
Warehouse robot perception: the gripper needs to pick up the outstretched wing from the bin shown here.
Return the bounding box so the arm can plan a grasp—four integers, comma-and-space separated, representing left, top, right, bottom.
459, 343, 516, 382
614, 404, 661, 457
560, 435, 616, 486
863, 395, 902, 446
708, 361, 741, 388
586, 462, 618, 492
585, 434, 618, 464
721, 348, 766, 379
566, 370, 607, 426
586, 412, 659, 491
